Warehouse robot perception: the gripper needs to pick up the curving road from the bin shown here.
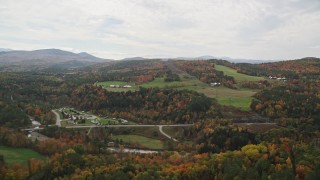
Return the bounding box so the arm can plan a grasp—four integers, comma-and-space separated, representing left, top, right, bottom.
51, 110, 61, 127
159, 125, 178, 142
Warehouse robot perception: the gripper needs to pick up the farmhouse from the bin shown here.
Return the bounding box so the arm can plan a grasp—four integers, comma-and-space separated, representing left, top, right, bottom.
123, 85, 132, 88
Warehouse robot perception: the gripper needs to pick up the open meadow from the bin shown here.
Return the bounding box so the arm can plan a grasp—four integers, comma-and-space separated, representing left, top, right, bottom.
112, 135, 164, 150
214, 64, 265, 82
0, 146, 44, 166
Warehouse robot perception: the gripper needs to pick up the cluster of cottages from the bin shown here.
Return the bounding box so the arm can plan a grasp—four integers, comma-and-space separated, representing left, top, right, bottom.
267, 76, 287, 81
61, 109, 96, 124
60, 108, 129, 125
110, 84, 132, 88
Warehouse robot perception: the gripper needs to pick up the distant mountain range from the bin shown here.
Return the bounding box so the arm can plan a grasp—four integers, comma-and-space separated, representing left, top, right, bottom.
0, 49, 111, 64
0, 48, 12, 52
0, 48, 315, 67
120, 57, 150, 61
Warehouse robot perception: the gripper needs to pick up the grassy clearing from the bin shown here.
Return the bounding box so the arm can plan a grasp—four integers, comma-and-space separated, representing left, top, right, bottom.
99, 118, 117, 125
60, 121, 67, 127
162, 126, 195, 142
214, 64, 264, 82
199, 86, 256, 98
197, 86, 256, 110
141, 78, 183, 88
112, 135, 164, 150
141, 74, 201, 89
84, 119, 93, 125
111, 127, 160, 139
217, 97, 253, 111
130, 126, 160, 138
0, 146, 44, 166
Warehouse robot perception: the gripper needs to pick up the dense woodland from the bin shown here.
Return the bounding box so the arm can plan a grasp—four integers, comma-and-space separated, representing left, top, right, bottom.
69, 85, 220, 124
235, 57, 320, 79
0, 58, 320, 179
1, 118, 320, 179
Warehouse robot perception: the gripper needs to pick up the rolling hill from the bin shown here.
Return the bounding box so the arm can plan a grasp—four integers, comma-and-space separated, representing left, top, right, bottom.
0, 49, 111, 64
0, 49, 113, 71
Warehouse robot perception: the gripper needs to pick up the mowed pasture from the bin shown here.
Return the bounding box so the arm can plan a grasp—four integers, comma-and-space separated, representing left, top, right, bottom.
214, 64, 265, 82
141, 77, 196, 89
0, 146, 45, 166
197, 86, 258, 110
112, 135, 164, 150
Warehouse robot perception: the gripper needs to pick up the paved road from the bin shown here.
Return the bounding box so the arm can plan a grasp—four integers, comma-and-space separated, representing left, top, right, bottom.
51, 110, 61, 127
87, 126, 94, 135
67, 124, 194, 129
159, 125, 178, 142
23, 124, 194, 131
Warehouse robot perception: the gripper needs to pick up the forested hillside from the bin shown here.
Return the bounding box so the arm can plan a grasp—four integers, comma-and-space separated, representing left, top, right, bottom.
1, 58, 320, 179
236, 57, 320, 79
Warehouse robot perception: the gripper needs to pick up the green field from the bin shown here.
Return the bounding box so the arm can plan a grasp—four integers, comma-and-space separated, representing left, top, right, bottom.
61, 120, 68, 127
197, 86, 256, 110
0, 146, 45, 166
84, 119, 94, 125
214, 64, 264, 82
95, 65, 263, 110
216, 97, 253, 111
141, 76, 199, 89
99, 118, 118, 125
112, 135, 164, 150
97, 73, 204, 92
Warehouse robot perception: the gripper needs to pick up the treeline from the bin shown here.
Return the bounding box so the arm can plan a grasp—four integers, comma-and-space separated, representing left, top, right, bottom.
0, 99, 29, 127
69, 85, 221, 124
192, 120, 256, 153
0, 72, 68, 127
89, 60, 165, 84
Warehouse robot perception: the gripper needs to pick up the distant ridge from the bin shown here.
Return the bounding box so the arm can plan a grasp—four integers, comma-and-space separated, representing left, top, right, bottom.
0, 48, 12, 52
0, 49, 112, 64
121, 57, 149, 61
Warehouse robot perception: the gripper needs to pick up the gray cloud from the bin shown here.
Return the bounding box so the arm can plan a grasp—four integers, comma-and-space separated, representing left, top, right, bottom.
0, 0, 319, 60
238, 15, 284, 43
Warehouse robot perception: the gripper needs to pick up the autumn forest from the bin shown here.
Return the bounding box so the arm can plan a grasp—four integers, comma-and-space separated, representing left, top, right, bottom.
0, 56, 320, 179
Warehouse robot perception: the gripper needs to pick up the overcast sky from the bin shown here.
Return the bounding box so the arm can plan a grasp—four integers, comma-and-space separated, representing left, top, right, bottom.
1, 0, 320, 60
